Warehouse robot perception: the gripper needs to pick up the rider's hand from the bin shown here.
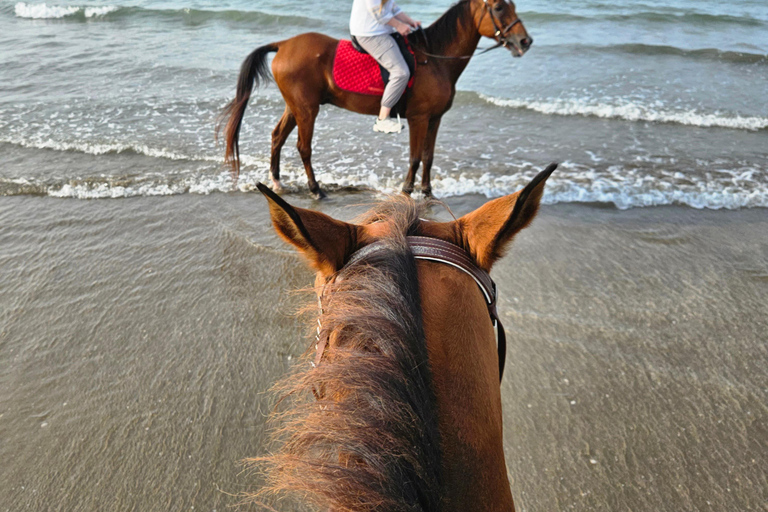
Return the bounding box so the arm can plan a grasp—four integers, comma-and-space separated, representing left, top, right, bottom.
412, 21, 422, 30
396, 21, 411, 36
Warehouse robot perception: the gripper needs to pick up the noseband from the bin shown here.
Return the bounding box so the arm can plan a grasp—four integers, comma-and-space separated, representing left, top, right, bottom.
314, 236, 507, 383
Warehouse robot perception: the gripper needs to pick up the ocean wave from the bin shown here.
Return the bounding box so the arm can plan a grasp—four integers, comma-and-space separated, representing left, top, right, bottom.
429, 163, 768, 210
0, 135, 219, 162
13, 2, 118, 18
606, 43, 768, 65
12, 2, 318, 25
2, 160, 766, 210
604, 11, 765, 27
544, 43, 768, 66
520, 10, 765, 27
0, 168, 262, 199
478, 94, 768, 131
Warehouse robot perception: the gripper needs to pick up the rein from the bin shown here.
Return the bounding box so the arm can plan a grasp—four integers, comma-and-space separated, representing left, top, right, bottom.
313, 236, 507, 383
410, 0, 522, 61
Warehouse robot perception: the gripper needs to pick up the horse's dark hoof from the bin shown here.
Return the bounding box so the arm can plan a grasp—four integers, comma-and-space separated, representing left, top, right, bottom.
401, 184, 414, 196
311, 188, 327, 200
422, 188, 433, 198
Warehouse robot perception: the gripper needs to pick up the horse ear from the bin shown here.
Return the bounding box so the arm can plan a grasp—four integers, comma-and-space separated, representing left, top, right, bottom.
257, 184, 358, 276
458, 163, 557, 271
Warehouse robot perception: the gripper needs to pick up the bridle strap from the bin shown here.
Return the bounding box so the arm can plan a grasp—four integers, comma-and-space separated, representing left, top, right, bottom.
409, 1, 521, 61
314, 236, 507, 382
407, 236, 506, 380
485, 0, 522, 49
407, 236, 494, 304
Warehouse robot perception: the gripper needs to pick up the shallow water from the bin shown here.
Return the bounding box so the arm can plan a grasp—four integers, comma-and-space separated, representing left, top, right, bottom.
1, 0, 767, 207
1, 192, 766, 510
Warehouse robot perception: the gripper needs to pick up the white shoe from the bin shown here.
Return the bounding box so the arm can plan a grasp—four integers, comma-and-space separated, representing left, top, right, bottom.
373, 117, 403, 134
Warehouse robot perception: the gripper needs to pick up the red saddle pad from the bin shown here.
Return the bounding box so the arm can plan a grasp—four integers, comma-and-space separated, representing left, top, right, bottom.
332, 40, 386, 96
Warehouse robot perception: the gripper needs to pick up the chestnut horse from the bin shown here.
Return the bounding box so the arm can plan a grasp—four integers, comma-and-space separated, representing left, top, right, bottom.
219, 0, 532, 199
250, 163, 557, 510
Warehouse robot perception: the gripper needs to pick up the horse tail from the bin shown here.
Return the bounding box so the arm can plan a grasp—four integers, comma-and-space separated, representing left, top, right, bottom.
216, 43, 279, 178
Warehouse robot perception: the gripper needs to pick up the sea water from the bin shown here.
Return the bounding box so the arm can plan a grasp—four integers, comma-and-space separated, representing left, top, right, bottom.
1, 0, 767, 208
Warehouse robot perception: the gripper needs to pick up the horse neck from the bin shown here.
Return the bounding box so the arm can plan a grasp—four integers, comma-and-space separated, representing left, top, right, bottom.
418, 262, 515, 510
424, 0, 483, 80
298, 240, 444, 510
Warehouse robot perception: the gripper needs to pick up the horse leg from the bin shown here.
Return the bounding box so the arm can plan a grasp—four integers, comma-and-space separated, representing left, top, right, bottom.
270, 107, 296, 192
294, 106, 325, 199
420, 117, 442, 198
402, 116, 428, 196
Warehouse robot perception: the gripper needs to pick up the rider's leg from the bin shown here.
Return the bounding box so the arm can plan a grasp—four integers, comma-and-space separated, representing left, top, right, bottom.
355, 34, 410, 119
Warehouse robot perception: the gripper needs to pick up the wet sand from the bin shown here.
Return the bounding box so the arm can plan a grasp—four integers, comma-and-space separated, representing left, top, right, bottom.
1, 192, 766, 511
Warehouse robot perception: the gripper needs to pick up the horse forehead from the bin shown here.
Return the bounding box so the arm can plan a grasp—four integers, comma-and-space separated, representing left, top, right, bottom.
360, 222, 391, 239
417, 220, 462, 246
358, 220, 460, 245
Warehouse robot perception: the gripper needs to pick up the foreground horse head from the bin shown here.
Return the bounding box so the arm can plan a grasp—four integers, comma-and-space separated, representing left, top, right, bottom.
252, 163, 556, 511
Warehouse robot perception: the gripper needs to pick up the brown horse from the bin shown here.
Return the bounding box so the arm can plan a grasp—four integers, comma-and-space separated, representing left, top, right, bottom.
218, 0, 532, 199
250, 163, 557, 510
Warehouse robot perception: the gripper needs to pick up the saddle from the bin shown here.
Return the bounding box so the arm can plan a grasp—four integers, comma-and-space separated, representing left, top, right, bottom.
333, 33, 416, 111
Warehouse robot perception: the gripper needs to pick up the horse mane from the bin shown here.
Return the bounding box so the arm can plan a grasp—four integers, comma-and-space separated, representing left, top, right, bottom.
414, 0, 474, 55
249, 196, 444, 511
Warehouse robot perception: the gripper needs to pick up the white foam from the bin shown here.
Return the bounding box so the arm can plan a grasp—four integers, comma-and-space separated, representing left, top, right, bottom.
2, 137, 766, 209
14, 2, 118, 19
479, 94, 768, 131
426, 163, 768, 210
224, 160, 768, 210
84, 6, 118, 17
49, 182, 181, 199
10, 162, 767, 209
0, 135, 219, 162
15, 2, 78, 18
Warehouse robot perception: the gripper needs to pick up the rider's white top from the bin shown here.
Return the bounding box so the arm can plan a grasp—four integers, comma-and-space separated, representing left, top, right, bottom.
350, 0, 402, 37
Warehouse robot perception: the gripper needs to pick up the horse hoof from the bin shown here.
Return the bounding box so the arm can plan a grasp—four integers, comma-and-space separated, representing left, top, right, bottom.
401, 185, 414, 196
311, 188, 328, 200
271, 180, 285, 194
422, 188, 433, 198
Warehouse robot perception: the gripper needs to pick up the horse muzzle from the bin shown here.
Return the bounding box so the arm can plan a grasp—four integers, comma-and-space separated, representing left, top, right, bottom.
506, 35, 532, 57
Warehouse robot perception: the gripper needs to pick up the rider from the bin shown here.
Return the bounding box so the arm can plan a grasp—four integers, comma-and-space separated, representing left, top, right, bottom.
350, 0, 420, 133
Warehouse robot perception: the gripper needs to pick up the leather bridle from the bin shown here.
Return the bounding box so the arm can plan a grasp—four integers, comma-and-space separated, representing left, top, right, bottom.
485, 0, 523, 52
410, 0, 523, 60
313, 236, 507, 383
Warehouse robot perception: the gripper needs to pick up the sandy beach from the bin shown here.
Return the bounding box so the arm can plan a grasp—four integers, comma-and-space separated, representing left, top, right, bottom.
1, 191, 765, 511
